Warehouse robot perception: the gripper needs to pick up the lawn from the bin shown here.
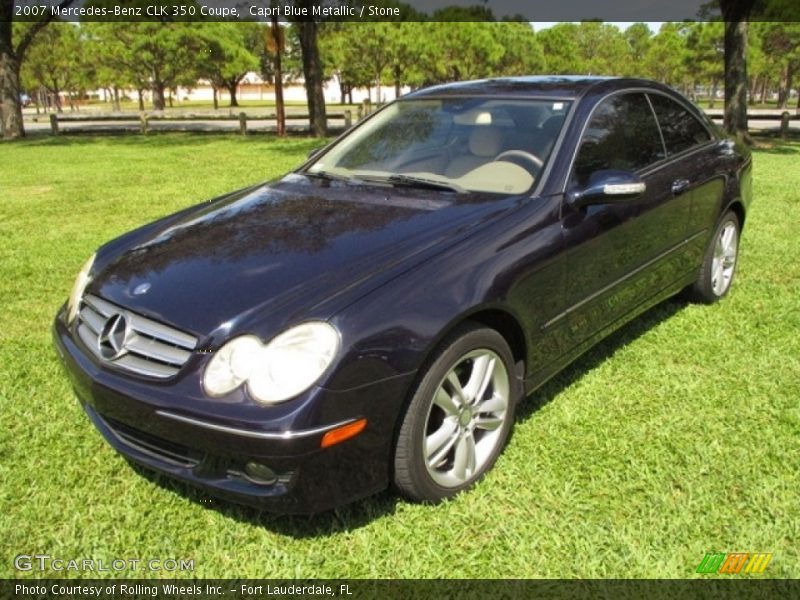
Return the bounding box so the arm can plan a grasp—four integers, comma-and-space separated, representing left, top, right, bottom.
0, 133, 798, 579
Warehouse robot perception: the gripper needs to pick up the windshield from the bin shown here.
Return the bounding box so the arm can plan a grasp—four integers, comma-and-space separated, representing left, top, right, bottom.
306, 97, 571, 195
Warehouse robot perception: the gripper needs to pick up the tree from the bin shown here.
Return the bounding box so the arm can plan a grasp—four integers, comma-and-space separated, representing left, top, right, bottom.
643, 23, 689, 87
21, 22, 87, 113
135, 23, 205, 110
718, 0, 754, 140
82, 22, 154, 111
758, 2, 800, 107
320, 24, 377, 103
757, 22, 800, 108
492, 22, 543, 76
686, 22, 725, 106
197, 22, 260, 108
268, 16, 286, 136
538, 24, 583, 74
624, 23, 653, 73
294, 14, 327, 136
575, 21, 630, 76
416, 22, 505, 84
1, 0, 74, 139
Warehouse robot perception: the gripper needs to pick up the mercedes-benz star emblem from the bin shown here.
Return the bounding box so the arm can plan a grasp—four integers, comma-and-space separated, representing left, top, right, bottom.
98, 313, 130, 360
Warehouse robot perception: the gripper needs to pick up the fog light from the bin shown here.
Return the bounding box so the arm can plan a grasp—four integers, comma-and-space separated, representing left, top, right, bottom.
244, 461, 278, 485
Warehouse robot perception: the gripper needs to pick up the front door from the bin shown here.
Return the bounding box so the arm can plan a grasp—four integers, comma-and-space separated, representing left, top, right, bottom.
555, 92, 692, 352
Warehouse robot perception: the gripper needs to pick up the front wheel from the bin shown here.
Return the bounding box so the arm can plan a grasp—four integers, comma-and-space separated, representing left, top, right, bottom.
393, 325, 518, 503
689, 211, 741, 304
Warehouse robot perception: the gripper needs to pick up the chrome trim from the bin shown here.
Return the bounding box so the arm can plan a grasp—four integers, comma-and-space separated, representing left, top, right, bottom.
156, 410, 357, 440
76, 294, 198, 379
542, 230, 707, 330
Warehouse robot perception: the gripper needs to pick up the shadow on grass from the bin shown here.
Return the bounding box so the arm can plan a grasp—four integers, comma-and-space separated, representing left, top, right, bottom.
750, 132, 800, 153
129, 462, 401, 538
129, 296, 689, 537
516, 296, 688, 423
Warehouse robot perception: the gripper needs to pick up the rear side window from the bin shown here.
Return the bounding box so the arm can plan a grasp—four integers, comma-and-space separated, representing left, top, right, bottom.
648, 93, 712, 155
573, 93, 664, 186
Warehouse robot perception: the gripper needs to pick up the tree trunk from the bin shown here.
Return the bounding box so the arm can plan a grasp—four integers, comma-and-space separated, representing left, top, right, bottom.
1, 0, 74, 138
53, 87, 63, 113
709, 79, 717, 108
152, 83, 166, 110
777, 65, 789, 108
212, 86, 218, 110
137, 88, 145, 111
271, 15, 286, 137
722, 19, 749, 141
226, 82, 239, 107
297, 19, 327, 137
113, 86, 120, 112
0, 20, 25, 139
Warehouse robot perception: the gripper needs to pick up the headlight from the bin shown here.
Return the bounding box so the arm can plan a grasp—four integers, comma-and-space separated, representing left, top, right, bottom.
66, 253, 96, 324
203, 322, 340, 404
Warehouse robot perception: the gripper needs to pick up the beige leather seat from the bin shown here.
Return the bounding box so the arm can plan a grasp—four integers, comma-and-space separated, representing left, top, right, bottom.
444, 128, 504, 178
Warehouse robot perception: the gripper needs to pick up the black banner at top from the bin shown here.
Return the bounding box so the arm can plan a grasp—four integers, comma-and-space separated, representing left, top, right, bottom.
7, 0, 800, 23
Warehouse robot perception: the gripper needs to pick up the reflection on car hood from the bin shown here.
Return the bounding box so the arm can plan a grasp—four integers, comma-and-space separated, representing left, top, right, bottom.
91, 175, 512, 340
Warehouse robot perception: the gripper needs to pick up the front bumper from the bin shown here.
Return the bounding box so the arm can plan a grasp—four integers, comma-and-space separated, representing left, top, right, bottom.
53, 313, 415, 514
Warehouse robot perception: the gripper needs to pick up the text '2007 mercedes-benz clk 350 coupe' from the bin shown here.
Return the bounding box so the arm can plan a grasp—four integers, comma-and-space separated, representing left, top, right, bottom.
54, 77, 752, 514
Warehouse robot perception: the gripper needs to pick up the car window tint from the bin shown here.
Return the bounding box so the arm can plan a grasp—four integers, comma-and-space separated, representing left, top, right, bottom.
573, 93, 664, 186
648, 93, 712, 155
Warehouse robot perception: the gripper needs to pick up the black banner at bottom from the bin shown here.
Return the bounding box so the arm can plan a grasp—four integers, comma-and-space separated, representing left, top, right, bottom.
4, 579, 800, 600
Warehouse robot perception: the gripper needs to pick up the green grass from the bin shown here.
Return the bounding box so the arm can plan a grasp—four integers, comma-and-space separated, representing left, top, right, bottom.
1, 133, 798, 579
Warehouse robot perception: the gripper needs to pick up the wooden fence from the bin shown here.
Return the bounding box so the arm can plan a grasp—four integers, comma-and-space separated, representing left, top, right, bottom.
39, 106, 800, 138
45, 110, 354, 135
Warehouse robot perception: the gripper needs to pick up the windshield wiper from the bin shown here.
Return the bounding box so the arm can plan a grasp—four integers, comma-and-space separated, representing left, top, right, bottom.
386, 174, 465, 194
304, 170, 361, 185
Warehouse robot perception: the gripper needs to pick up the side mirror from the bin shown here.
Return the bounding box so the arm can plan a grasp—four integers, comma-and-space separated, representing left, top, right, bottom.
569, 170, 646, 208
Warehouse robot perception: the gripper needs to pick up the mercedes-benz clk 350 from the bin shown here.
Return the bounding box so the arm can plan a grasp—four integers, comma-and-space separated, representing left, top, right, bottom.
54, 77, 752, 513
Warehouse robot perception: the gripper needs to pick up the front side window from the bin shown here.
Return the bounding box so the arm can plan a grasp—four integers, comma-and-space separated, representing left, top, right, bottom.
307, 98, 570, 195
648, 93, 713, 155
573, 93, 664, 186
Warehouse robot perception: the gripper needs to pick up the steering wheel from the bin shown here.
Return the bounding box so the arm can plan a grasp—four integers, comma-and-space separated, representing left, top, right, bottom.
494, 150, 544, 173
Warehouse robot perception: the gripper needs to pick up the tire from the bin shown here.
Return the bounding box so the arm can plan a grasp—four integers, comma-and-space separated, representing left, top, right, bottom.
393, 324, 519, 503
689, 210, 741, 304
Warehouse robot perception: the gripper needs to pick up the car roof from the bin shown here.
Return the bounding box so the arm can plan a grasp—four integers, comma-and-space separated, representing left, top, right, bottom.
404, 76, 668, 101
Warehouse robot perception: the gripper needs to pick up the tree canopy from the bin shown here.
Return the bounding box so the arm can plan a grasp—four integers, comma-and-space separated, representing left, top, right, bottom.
3, 13, 800, 139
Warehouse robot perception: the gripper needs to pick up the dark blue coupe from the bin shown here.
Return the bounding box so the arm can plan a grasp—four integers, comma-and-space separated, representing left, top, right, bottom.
54, 77, 752, 513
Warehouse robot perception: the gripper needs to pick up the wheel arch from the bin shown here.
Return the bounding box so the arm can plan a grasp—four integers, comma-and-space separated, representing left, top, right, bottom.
420, 305, 528, 386
723, 198, 747, 231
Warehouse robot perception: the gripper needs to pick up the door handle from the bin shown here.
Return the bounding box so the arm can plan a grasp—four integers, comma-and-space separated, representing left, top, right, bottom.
671, 179, 691, 195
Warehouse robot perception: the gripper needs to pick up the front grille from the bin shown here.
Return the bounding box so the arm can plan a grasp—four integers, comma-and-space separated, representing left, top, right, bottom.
76, 294, 197, 379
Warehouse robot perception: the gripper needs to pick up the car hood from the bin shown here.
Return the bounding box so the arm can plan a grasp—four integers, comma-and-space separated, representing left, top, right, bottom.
90, 174, 514, 341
